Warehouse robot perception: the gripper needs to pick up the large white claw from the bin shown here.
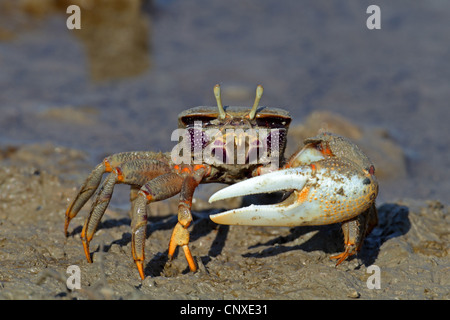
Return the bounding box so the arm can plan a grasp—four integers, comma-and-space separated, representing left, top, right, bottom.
209, 158, 378, 227
209, 167, 313, 226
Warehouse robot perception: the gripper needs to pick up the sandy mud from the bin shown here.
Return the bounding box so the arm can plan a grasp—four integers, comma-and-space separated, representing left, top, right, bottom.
0, 121, 448, 300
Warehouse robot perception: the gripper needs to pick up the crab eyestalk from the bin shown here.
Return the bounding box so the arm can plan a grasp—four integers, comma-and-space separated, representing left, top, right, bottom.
248, 85, 264, 120
214, 84, 227, 120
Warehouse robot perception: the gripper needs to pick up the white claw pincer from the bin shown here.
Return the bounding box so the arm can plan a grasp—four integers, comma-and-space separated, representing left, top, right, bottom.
209, 157, 378, 228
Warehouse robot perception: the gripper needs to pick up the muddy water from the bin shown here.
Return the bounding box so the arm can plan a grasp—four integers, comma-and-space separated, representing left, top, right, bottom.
0, 0, 448, 300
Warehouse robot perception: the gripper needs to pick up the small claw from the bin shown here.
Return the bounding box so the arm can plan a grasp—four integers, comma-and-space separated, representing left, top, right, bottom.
168, 222, 198, 272
330, 248, 357, 266
182, 245, 197, 272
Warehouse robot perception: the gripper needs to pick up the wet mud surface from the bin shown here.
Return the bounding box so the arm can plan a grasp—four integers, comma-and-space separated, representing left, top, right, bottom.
0, 126, 448, 300
0, 1, 449, 299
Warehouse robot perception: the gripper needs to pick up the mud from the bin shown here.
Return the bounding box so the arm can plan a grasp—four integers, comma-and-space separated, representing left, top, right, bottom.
0, 0, 449, 300
0, 124, 448, 300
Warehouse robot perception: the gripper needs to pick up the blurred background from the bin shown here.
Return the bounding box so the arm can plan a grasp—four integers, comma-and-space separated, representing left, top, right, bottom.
0, 0, 449, 204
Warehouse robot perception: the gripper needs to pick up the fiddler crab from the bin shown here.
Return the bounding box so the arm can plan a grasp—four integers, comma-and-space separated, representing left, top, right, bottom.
64, 84, 378, 280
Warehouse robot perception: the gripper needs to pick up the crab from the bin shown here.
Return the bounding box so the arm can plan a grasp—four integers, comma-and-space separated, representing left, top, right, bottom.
64, 84, 378, 280
208, 131, 379, 265
64, 84, 292, 280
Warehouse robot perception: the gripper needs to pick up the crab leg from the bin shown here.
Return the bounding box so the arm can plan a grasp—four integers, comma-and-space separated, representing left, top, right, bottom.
80, 158, 172, 262
131, 172, 185, 279
64, 151, 167, 235
209, 157, 378, 227
64, 161, 106, 235
168, 165, 209, 271
131, 164, 209, 280
330, 203, 378, 264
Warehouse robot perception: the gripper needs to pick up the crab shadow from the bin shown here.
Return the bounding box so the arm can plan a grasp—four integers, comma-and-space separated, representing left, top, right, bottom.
240, 203, 411, 267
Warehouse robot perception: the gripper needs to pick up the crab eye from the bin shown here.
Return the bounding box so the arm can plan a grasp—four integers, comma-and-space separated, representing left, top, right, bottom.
261, 129, 284, 155
187, 127, 209, 151
255, 117, 290, 129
